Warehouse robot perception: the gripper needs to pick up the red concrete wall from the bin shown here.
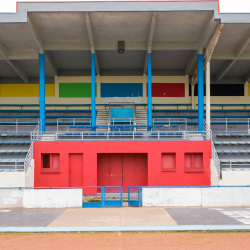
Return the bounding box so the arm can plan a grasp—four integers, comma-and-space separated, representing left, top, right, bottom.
34, 140, 211, 188
147, 83, 185, 97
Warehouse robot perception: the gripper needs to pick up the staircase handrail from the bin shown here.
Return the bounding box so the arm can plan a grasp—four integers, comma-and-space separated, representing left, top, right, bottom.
203, 119, 220, 179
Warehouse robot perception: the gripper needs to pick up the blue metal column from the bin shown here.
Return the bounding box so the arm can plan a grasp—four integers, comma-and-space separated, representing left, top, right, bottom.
91, 53, 96, 131
198, 53, 204, 132
39, 53, 45, 132
147, 53, 152, 131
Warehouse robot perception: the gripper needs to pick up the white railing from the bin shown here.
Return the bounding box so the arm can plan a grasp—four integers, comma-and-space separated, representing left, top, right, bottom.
57, 118, 91, 132
221, 163, 250, 171
210, 118, 250, 133
31, 119, 42, 141
110, 118, 134, 125
204, 120, 220, 179
31, 130, 210, 142
0, 118, 39, 133
24, 142, 33, 175
153, 118, 187, 131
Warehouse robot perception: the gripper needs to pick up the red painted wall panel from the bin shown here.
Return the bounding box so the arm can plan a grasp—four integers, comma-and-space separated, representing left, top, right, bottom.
147, 83, 185, 97
34, 140, 211, 189
69, 153, 83, 187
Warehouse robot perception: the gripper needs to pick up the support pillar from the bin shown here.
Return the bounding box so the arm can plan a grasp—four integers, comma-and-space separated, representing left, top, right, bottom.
198, 53, 204, 132
206, 61, 211, 128
147, 53, 152, 131
191, 83, 195, 110
91, 53, 96, 131
39, 53, 45, 132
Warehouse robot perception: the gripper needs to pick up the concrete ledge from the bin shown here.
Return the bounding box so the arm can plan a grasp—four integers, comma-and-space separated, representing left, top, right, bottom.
0, 189, 23, 209
23, 189, 82, 208
142, 188, 201, 207
1, 225, 250, 232
202, 187, 250, 207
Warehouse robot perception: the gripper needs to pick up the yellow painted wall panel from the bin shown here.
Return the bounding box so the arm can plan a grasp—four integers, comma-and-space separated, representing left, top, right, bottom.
0, 84, 55, 97
248, 83, 250, 96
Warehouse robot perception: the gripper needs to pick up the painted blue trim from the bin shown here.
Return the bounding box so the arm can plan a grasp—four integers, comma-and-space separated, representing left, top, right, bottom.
91, 53, 96, 131
101, 83, 143, 97
39, 53, 45, 132
1, 225, 250, 232
198, 53, 204, 132
147, 53, 152, 131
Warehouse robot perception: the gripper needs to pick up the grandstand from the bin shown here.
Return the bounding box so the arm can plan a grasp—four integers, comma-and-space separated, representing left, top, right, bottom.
0, 0, 250, 188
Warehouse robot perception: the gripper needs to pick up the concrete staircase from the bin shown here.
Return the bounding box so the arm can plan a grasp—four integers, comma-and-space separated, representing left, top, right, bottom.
96, 110, 109, 131
135, 110, 147, 131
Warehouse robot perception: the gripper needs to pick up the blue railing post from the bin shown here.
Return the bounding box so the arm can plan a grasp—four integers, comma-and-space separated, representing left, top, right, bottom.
198, 53, 204, 132
39, 53, 45, 132
91, 53, 96, 131
147, 53, 152, 131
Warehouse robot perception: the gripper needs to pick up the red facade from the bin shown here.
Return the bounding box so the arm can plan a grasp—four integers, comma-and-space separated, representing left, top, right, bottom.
34, 140, 212, 190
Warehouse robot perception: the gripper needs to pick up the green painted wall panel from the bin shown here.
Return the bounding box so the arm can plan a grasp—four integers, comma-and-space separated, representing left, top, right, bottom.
59, 83, 97, 98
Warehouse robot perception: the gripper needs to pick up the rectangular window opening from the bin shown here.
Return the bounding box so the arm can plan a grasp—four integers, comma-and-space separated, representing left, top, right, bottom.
184, 153, 203, 172
42, 154, 60, 170
162, 153, 176, 172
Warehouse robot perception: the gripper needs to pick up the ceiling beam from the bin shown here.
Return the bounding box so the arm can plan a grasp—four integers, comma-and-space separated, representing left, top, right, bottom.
27, 14, 58, 76
143, 12, 157, 75
205, 24, 224, 63
185, 15, 219, 76
44, 41, 197, 51
215, 28, 250, 82
85, 12, 100, 75
0, 41, 28, 83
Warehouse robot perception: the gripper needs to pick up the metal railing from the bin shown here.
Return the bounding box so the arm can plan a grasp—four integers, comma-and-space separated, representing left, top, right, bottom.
210, 118, 250, 133
0, 118, 39, 133
153, 118, 187, 131
221, 163, 250, 171
203, 119, 220, 179
110, 118, 134, 125
57, 118, 91, 132
24, 142, 33, 175
31, 130, 210, 141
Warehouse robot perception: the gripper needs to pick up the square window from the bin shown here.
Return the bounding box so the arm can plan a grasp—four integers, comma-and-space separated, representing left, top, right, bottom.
184, 153, 203, 172
42, 154, 60, 170
162, 153, 176, 172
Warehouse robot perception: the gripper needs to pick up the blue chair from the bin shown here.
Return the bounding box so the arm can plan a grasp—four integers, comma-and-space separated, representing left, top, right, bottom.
90, 133, 96, 135
125, 125, 131, 127
66, 133, 72, 135
160, 132, 166, 135
98, 133, 104, 135
152, 132, 158, 135
109, 125, 115, 128
136, 133, 143, 135
156, 125, 162, 128
129, 133, 134, 135
168, 132, 174, 135
106, 132, 112, 135
122, 133, 128, 135
117, 125, 123, 128
95, 125, 100, 128
74, 133, 80, 135
133, 125, 139, 127
78, 125, 84, 128
70, 125, 76, 128
140, 125, 147, 128
114, 133, 121, 135
172, 125, 178, 128
101, 125, 108, 128
86, 125, 92, 128
176, 132, 183, 135
82, 133, 88, 135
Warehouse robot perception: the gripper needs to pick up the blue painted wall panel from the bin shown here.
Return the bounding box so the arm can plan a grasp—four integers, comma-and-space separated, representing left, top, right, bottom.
101, 83, 143, 97
110, 108, 134, 123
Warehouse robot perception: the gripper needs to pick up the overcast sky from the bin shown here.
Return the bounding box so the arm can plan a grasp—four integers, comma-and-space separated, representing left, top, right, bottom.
0, 0, 250, 13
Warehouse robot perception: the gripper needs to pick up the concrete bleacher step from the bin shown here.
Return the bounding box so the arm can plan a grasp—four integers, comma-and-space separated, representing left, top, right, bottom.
96, 110, 109, 131
135, 110, 147, 131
